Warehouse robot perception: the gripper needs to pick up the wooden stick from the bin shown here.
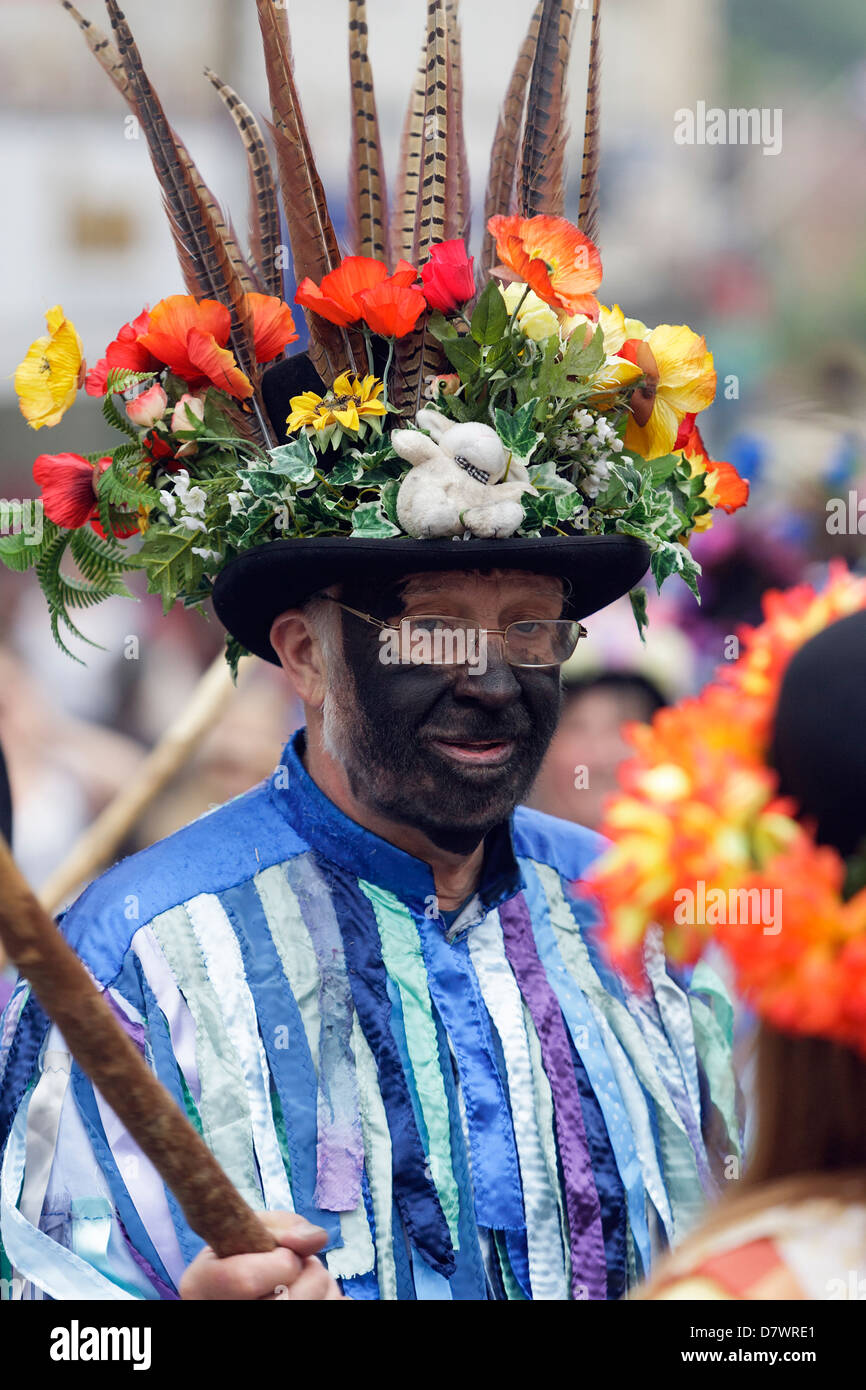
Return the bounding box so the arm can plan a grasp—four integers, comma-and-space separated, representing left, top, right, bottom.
39, 652, 249, 916
0, 834, 276, 1260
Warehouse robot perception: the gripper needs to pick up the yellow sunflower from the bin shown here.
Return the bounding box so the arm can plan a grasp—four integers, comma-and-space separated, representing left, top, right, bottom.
15, 306, 85, 429
286, 372, 387, 438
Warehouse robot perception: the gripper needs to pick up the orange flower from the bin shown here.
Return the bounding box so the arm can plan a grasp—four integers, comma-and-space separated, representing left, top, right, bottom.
246, 292, 298, 362
137, 295, 253, 400
677, 416, 749, 515
356, 281, 427, 338
487, 214, 602, 318
295, 256, 418, 328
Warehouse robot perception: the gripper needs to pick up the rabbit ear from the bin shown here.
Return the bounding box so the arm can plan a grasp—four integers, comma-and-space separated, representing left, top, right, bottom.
391, 429, 441, 466
415, 407, 453, 442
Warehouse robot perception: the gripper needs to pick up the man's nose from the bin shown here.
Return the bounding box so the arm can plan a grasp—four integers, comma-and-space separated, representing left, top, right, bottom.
451, 634, 522, 708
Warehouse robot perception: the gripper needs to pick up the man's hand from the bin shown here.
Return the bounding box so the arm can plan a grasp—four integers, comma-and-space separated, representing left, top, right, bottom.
179, 1211, 346, 1300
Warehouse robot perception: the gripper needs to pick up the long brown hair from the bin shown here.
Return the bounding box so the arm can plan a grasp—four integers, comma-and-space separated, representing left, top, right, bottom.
633, 1022, 866, 1297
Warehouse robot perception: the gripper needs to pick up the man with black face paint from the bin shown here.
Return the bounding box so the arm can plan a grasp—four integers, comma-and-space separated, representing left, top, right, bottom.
3, 539, 739, 1302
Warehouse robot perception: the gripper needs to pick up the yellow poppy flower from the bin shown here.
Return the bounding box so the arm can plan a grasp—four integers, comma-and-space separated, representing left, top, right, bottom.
624, 324, 716, 460
286, 372, 387, 438
15, 306, 85, 429
584, 304, 645, 403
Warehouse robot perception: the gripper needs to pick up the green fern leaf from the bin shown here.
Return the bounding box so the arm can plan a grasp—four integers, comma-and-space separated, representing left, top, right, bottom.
102, 392, 142, 440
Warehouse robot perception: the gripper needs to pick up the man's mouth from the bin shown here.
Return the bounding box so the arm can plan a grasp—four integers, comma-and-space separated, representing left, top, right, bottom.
428, 737, 517, 767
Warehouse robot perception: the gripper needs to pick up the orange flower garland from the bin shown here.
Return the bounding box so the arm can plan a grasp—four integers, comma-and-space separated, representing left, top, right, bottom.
587, 564, 866, 1056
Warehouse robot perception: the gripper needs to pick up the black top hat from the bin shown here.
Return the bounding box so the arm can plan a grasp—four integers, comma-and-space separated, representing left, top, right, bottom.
770, 608, 866, 860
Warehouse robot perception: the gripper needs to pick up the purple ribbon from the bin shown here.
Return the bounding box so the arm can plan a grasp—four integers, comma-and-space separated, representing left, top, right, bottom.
499, 895, 607, 1300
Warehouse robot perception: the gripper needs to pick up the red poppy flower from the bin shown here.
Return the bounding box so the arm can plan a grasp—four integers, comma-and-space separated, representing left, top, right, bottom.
32, 453, 138, 537
296, 256, 419, 328
246, 292, 299, 362
137, 296, 253, 400
85, 308, 159, 397
420, 239, 476, 313
487, 213, 602, 319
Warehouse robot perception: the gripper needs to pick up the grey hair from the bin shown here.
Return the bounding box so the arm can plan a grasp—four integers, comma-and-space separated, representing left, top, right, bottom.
300, 587, 356, 762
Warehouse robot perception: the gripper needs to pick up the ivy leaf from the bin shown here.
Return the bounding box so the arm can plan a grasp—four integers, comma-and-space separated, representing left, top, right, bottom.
527, 458, 576, 495
496, 398, 543, 462
267, 435, 317, 484
350, 501, 401, 538
329, 457, 365, 486
380, 477, 401, 527
470, 280, 508, 345
629, 586, 649, 641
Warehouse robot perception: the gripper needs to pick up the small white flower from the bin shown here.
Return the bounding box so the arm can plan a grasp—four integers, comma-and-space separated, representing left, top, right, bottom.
160, 490, 177, 518
572, 409, 594, 432
192, 546, 222, 563
180, 517, 207, 534
184, 486, 207, 517
611, 438, 624, 453
227, 492, 244, 516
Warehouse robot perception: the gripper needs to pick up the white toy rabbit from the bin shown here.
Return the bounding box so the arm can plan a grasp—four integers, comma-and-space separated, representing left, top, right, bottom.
391, 408, 536, 539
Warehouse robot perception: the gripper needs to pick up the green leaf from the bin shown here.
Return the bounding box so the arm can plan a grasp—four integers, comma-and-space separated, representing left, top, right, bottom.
484, 340, 514, 373
267, 435, 317, 484
496, 398, 544, 462
96, 459, 159, 510
442, 335, 481, 379
527, 457, 576, 495
470, 280, 508, 345
105, 368, 157, 395
380, 477, 402, 527
140, 525, 203, 612
0, 510, 59, 572
350, 501, 401, 538
328, 457, 365, 486
102, 390, 140, 441
426, 310, 459, 342
629, 586, 649, 642
646, 452, 681, 484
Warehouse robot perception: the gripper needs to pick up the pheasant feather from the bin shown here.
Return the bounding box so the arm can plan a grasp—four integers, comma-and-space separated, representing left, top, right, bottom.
255, 0, 357, 382
392, 1, 450, 416
481, 0, 543, 274
444, 0, 470, 244
100, 4, 265, 431
347, 0, 388, 262
578, 0, 602, 243
519, 0, 574, 219
391, 48, 427, 267
204, 68, 282, 299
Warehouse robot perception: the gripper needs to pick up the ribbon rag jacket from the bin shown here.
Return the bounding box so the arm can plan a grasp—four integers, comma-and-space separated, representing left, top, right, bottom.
0, 731, 740, 1300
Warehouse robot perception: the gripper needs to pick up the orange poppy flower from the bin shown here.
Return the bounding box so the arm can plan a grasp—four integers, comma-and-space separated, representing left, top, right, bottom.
356, 281, 427, 338
245, 292, 298, 362
137, 295, 253, 400
487, 214, 603, 318
296, 256, 418, 328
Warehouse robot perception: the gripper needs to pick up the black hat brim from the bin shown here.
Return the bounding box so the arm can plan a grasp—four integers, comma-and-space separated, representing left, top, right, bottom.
211, 534, 651, 665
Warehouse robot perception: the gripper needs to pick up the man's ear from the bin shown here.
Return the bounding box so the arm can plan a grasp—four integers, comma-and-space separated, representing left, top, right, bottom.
269, 609, 328, 709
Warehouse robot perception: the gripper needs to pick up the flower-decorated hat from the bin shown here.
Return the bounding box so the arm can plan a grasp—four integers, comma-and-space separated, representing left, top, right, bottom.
7, 0, 748, 669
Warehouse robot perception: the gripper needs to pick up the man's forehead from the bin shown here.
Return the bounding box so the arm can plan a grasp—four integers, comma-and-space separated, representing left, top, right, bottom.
397, 569, 565, 601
